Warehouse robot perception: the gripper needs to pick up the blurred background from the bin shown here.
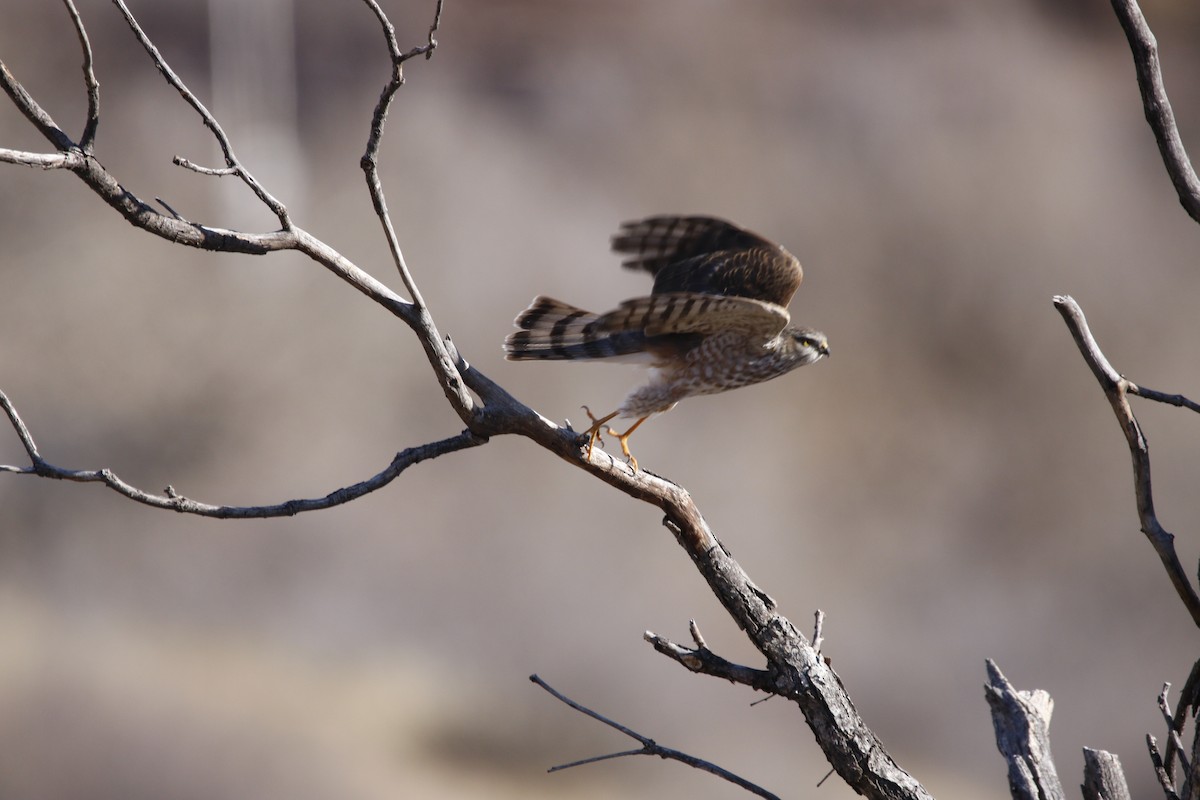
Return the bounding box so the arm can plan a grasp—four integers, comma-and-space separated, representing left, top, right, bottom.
3, 0, 1200, 797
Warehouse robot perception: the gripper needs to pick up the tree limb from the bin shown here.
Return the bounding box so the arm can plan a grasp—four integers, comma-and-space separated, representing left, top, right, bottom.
530, 674, 782, 800
1109, 0, 1200, 223
1052, 295, 1200, 629
0, 388, 485, 517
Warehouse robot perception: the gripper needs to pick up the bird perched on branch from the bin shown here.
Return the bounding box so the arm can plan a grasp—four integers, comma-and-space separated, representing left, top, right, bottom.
504, 215, 829, 471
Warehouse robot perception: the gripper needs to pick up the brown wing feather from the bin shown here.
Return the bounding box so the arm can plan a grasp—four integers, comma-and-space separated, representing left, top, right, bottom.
612, 216, 775, 274
611, 216, 803, 308
595, 292, 790, 340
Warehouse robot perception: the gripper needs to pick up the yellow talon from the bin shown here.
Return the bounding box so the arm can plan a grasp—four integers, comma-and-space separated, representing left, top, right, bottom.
581, 406, 619, 462
606, 416, 648, 472
580, 407, 648, 471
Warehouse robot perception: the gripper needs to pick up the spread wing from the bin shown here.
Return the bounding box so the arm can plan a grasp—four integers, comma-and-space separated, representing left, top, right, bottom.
595, 292, 790, 340
611, 215, 803, 308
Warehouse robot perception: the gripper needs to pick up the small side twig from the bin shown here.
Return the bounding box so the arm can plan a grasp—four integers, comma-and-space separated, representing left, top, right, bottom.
812, 608, 826, 654
62, 0, 99, 151
1148, 734, 1181, 800
112, 0, 291, 228
1126, 383, 1200, 414
688, 618, 707, 649
172, 156, 237, 176
1052, 295, 1200, 629
529, 674, 781, 800
644, 630, 775, 693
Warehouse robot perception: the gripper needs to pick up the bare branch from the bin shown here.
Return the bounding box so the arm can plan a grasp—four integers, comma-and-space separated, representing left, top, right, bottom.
1, 388, 485, 516
1081, 749, 1131, 800
62, 0, 99, 151
1109, 0, 1200, 223
1127, 383, 1200, 414
359, 0, 430, 309
112, 0, 291, 227
1149, 734, 1182, 800
529, 675, 782, 800
652, 520, 931, 800
984, 660, 1066, 800
172, 156, 237, 176
1052, 295, 1200, 628
0, 147, 85, 169
0, 61, 75, 151
688, 618, 706, 648
355, 0, 474, 423
0, 389, 43, 464
643, 630, 775, 692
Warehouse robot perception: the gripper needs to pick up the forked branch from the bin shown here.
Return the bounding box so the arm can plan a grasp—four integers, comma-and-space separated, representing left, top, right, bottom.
1052, 295, 1200, 629
530, 674, 782, 800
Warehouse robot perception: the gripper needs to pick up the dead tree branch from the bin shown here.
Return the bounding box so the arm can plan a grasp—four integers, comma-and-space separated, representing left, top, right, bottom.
1052, 295, 1200, 629
529, 674, 782, 800
1109, 0, 1200, 223
0, 388, 484, 517
113, 0, 290, 225
984, 661, 1066, 800
643, 629, 775, 693
1082, 748, 1132, 800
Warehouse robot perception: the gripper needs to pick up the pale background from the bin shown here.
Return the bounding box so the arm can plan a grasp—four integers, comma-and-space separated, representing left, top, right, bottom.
2, 1, 1200, 798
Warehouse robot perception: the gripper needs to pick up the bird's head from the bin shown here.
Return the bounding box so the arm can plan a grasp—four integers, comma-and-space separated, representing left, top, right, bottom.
787, 327, 830, 365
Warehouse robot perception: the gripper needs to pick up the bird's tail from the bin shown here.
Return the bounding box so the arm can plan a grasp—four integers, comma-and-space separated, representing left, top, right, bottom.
504, 296, 649, 361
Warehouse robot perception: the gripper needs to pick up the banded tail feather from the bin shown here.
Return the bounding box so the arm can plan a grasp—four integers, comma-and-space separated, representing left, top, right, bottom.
504, 296, 650, 361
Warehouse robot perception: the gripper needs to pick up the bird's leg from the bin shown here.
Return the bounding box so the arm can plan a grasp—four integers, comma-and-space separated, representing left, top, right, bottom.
606, 416, 649, 472
581, 406, 620, 462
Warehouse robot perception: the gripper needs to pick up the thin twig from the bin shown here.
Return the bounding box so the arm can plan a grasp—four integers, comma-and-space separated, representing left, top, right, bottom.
1127, 382, 1200, 414
1148, 734, 1181, 800
1109, 0, 1200, 222
1159, 683, 1191, 777
358, 0, 435, 309
812, 609, 826, 654
529, 675, 782, 800
62, 0, 99, 151
173, 156, 237, 176
399, 0, 443, 63
1, 388, 484, 516
357, 0, 474, 423
112, 0, 291, 228
1053, 295, 1200, 629
688, 618, 706, 648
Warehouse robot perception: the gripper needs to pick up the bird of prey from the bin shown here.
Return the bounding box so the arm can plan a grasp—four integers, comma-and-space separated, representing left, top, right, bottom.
504, 215, 829, 470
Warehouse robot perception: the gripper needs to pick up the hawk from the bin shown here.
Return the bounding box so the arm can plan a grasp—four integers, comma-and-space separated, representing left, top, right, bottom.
504, 215, 829, 470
